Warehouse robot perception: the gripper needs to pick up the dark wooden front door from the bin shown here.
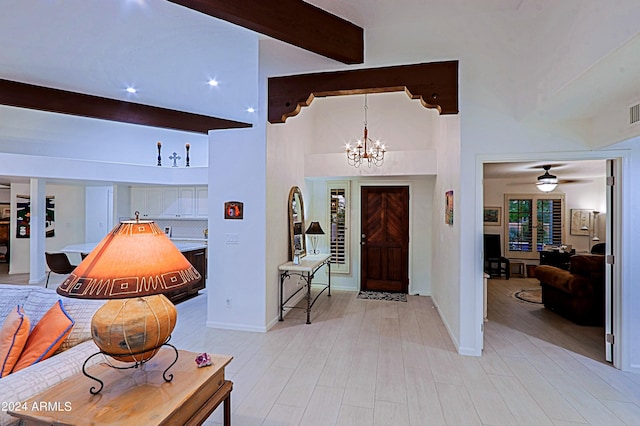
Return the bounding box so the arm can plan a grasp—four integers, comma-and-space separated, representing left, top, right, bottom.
361, 186, 409, 293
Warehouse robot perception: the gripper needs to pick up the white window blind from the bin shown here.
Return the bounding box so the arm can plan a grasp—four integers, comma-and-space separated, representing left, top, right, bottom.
505, 193, 565, 260
328, 181, 350, 274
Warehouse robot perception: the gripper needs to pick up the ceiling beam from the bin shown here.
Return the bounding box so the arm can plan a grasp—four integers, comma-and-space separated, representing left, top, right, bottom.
268, 61, 459, 123
168, 0, 364, 64
0, 79, 251, 134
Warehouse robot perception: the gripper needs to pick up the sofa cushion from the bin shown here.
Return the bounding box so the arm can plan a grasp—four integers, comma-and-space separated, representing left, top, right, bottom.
12, 300, 74, 373
535, 265, 594, 297
0, 285, 30, 321
21, 286, 104, 354
569, 254, 605, 277
0, 306, 30, 378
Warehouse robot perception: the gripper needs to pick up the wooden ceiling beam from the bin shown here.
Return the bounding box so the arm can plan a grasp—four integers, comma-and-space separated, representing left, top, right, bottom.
0, 79, 251, 134
168, 0, 364, 64
268, 61, 459, 124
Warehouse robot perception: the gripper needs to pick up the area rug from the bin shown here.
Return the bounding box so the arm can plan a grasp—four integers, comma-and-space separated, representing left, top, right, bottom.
513, 288, 543, 304
357, 291, 407, 302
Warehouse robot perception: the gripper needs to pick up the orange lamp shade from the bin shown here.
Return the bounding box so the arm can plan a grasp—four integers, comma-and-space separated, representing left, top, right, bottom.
57, 220, 201, 300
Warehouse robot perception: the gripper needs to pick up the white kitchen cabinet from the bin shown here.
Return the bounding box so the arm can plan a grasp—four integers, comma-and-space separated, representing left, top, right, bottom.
131, 187, 146, 217
195, 187, 208, 218
146, 188, 164, 217
130, 186, 207, 218
162, 187, 180, 217
178, 187, 195, 217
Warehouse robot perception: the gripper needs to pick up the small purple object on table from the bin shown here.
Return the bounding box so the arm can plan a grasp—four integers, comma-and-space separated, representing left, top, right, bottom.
195, 352, 212, 368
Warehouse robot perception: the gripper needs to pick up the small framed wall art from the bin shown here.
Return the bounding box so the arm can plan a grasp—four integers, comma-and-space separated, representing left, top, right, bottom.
570, 209, 591, 235
445, 190, 454, 225
483, 207, 502, 226
224, 201, 244, 220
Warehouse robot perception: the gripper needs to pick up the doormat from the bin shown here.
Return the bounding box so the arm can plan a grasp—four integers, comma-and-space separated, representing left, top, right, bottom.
513, 288, 542, 304
357, 291, 407, 302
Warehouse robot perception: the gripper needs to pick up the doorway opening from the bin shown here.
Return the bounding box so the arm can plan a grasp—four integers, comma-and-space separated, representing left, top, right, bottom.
482, 159, 614, 365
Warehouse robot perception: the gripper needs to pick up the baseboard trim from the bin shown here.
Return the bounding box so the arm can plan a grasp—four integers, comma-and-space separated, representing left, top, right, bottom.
205, 320, 267, 333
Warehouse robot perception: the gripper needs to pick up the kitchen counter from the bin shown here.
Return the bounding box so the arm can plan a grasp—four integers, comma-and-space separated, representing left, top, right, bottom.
62, 241, 207, 254
172, 241, 208, 252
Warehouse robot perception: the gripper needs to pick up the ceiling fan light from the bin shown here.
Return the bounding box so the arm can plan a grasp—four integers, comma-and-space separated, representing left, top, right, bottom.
536, 165, 558, 192
536, 181, 557, 192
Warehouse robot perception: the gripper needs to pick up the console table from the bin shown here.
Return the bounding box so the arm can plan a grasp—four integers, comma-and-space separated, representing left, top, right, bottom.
279, 253, 331, 324
9, 349, 233, 426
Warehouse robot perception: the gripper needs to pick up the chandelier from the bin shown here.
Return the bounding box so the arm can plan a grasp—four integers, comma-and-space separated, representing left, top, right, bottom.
536, 165, 558, 192
345, 95, 386, 167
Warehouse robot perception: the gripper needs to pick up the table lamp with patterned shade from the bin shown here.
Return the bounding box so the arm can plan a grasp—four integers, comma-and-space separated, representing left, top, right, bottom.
56, 214, 201, 394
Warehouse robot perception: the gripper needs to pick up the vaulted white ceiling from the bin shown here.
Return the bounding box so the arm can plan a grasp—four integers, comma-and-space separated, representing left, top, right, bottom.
3, 0, 638, 124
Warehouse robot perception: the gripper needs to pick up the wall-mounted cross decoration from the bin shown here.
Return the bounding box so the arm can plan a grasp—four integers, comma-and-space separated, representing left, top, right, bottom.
169, 152, 181, 167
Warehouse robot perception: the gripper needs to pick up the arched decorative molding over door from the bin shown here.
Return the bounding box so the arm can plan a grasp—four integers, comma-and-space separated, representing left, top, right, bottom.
268, 61, 458, 124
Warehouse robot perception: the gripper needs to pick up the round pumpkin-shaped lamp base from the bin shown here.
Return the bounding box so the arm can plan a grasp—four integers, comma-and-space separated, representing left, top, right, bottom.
91, 294, 177, 363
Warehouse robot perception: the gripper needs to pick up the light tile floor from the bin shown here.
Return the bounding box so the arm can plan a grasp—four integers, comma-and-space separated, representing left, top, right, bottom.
168, 279, 640, 425
2, 264, 638, 425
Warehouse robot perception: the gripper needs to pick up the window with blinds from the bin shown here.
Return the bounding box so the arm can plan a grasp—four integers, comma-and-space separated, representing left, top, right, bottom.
505, 193, 565, 259
536, 198, 563, 250
328, 182, 350, 274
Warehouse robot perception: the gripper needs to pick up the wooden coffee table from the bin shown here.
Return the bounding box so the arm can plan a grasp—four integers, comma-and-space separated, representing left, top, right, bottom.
8, 348, 233, 426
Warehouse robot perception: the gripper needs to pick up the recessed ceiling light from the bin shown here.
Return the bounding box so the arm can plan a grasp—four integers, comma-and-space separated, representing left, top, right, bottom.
246, 107, 255, 113
208, 79, 219, 87
126, 87, 137, 94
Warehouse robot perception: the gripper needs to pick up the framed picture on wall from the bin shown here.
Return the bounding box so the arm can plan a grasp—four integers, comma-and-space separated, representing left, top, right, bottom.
445, 190, 454, 225
570, 209, 591, 235
224, 201, 243, 220
483, 206, 501, 226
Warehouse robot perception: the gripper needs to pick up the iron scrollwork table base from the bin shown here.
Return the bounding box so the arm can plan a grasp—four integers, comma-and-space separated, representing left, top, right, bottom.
279, 253, 331, 324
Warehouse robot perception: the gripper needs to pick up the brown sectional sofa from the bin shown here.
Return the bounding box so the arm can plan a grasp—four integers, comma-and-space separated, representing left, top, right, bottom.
534, 254, 605, 326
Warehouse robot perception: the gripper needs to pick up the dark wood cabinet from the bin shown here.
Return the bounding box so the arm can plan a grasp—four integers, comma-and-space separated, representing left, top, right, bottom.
184, 248, 207, 294
167, 247, 207, 303
539, 250, 573, 270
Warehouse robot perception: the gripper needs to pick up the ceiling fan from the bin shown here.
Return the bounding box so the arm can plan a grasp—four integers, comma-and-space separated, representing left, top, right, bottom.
536, 165, 558, 192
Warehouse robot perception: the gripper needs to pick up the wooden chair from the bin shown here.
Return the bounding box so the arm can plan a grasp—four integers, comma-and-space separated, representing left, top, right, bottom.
484, 234, 510, 279
45, 252, 76, 288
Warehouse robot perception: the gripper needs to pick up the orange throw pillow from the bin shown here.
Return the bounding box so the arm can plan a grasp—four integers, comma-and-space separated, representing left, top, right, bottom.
0, 306, 30, 377
13, 300, 74, 373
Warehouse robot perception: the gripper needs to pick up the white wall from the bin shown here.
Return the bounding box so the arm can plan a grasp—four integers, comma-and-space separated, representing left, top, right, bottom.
207, 125, 267, 332
0, 105, 209, 167
9, 182, 85, 275
304, 93, 438, 178
85, 186, 113, 246
265, 97, 315, 326
0, 189, 10, 204
430, 115, 463, 351
206, 34, 265, 332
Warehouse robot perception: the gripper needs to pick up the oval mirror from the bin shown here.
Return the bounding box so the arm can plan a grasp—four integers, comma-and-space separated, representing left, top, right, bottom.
288, 186, 306, 260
